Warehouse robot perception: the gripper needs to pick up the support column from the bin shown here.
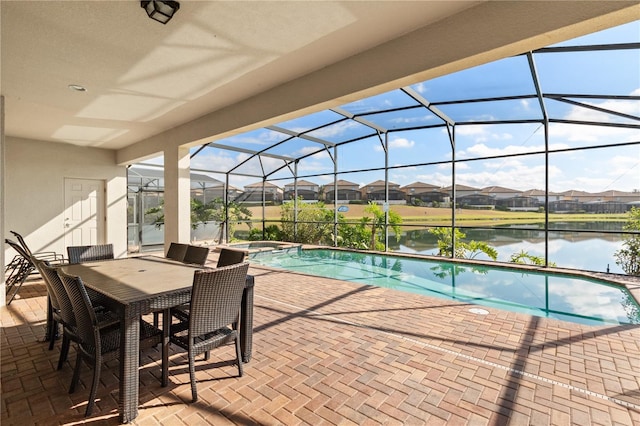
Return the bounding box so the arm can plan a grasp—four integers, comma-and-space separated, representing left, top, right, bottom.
163, 146, 191, 251
1, 95, 5, 306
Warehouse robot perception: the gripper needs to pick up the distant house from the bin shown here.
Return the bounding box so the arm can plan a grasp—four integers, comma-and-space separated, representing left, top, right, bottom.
559, 190, 595, 202
240, 181, 283, 203
361, 180, 406, 204
553, 189, 640, 211
549, 200, 582, 213
324, 180, 362, 203
457, 194, 496, 209
520, 189, 562, 203
591, 190, 640, 203
225, 185, 244, 202
496, 196, 540, 211
283, 180, 319, 202
443, 184, 481, 200
442, 184, 480, 197
199, 184, 243, 203
401, 182, 449, 205
583, 200, 629, 214
481, 186, 521, 200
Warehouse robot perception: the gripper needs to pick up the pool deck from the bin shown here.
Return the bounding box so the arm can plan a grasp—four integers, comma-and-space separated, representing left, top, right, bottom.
2, 250, 640, 425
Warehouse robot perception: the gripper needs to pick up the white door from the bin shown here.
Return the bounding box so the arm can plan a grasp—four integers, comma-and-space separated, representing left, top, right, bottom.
64, 178, 105, 247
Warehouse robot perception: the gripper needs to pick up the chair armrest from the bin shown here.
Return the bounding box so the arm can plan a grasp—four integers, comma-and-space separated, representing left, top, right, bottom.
95, 311, 120, 329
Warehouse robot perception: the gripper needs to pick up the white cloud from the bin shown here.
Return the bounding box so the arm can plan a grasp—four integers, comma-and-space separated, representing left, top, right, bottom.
374, 137, 415, 151
226, 132, 278, 146
191, 151, 238, 172
456, 125, 487, 136
453, 162, 564, 191
390, 138, 415, 149
483, 158, 524, 169
550, 97, 640, 143
567, 99, 640, 120
310, 120, 361, 139
608, 155, 639, 174
390, 114, 435, 125
494, 133, 513, 141
551, 122, 637, 143
437, 162, 468, 170
295, 146, 330, 158
415, 172, 451, 187
413, 82, 427, 94
298, 160, 329, 173
460, 142, 568, 158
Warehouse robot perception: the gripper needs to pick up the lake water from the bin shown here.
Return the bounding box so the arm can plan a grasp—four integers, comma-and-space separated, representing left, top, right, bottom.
391, 222, 627, 274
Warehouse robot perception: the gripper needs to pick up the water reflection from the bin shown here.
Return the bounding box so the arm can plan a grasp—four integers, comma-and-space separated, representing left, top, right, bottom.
391, 222, 626, 273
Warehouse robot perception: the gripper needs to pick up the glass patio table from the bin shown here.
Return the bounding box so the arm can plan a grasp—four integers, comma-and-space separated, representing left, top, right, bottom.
59, 256, 254, 423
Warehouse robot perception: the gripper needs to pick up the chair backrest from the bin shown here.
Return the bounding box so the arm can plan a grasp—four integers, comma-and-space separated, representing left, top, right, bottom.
183, 245, 209, 266
67, 244, 114, 264
5, 238, 33, 265
58, 271, 99, 353
10, 231, 34, 257
38, 261, 78, 327
216, 248, 248, 268
166, 242, 188, 262
189, 262, 250, 337
33, 259, 62, 313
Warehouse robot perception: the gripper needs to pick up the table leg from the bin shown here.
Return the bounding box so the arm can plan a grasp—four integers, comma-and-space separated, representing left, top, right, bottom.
162, 309, 170, 387
119, 309, 140, 424
241, 276, 254, 363
45, 295, 54, 341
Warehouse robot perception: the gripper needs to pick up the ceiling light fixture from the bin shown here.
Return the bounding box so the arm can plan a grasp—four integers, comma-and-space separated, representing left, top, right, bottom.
141, 1, 180, 25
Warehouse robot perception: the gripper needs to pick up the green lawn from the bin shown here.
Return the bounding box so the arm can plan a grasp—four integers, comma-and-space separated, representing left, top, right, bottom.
247, 204, 626, 227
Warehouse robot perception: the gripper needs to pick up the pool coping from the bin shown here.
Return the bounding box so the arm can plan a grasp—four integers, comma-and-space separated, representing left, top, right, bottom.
215, 241, 302, 255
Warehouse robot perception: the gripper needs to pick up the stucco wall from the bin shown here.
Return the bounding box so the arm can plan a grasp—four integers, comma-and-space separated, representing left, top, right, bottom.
3, 137, 128, 261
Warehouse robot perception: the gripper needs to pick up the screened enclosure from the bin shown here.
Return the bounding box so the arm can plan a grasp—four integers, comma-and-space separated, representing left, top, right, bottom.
133, 21, 640, 274
127, 167, 226, 251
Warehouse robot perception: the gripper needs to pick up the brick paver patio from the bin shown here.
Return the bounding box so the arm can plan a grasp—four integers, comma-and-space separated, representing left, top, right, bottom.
2, 252, 639, 425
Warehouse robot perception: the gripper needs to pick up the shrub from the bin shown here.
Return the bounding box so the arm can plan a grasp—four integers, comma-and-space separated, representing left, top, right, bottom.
615, 207, 640, 276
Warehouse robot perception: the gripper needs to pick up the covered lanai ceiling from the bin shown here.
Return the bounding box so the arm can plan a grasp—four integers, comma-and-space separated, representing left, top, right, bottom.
1, 0, 480, 148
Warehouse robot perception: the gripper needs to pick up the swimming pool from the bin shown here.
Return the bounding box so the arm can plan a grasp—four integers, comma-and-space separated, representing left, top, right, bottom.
250, 248, 640, 326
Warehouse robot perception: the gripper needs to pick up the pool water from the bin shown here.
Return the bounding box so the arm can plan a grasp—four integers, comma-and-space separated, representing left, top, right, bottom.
250, 249, 640, 326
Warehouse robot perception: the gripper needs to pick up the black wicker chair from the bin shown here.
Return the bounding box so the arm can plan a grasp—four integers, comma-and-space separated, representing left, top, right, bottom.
33, 260, 64, 351
216, 248, 248, 267
182, 245, 209, 266
167, 262, 250, 402
170, 247, 248, 326
67, 244, 114, 264
36, 261, 118, 370
166, 242, 188, 262
58, 270, 162, 417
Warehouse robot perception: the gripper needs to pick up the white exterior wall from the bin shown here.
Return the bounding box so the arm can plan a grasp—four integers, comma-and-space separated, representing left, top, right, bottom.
3, 137, 128, 260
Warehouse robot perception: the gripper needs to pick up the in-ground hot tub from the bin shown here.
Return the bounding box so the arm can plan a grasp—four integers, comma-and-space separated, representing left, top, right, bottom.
217, 241, 302, 258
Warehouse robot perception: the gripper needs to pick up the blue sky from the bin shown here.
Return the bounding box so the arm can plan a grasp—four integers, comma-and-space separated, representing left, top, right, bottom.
161, 21, 640, 193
